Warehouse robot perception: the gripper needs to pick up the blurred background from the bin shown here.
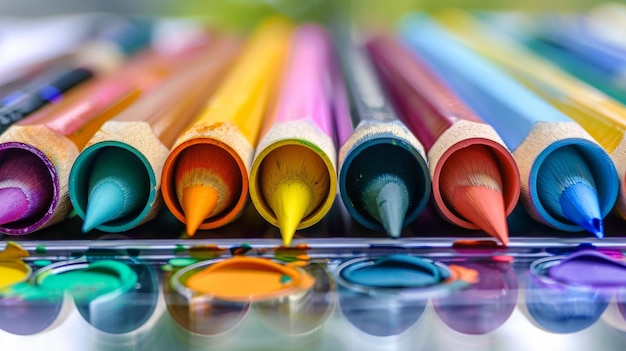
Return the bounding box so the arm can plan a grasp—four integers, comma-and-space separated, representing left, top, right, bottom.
1, 0, 619, 23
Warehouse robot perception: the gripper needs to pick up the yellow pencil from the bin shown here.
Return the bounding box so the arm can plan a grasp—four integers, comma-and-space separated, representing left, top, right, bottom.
248, 24, 340, 246
161, 18, 293, 236
435, 10, 626, 219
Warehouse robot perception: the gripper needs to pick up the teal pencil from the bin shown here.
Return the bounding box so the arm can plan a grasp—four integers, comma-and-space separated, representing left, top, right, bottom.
69, 37, 240, 232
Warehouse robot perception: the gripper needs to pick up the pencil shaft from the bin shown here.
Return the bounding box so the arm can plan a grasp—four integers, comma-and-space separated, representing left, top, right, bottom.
191, 19, 291, 146
400, 16, 575, 151
111, 37, 241, 147
162, 18, 292, 231
271, 25, 333, 136
0, 67, 93, 134
367, 33, 519, 240
439, 12, 626, 154
443, 12, 626, 220
366, 35, 482, 150
536, 14, 626, 75
334, 29, 430, 236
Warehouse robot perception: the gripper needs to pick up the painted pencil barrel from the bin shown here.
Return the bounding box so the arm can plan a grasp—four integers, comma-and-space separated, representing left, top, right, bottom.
0, 77, 138, 235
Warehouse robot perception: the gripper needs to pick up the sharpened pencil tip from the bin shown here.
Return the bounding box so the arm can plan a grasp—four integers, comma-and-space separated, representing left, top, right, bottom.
181, 185, 219, 237
271, 179, 313, 247
536, 146, 605, 238
439, 145, 510, 245
560, 182, 604, 239
0, 187, 29, 225
82, 148, 150, 232
83, 181, 125, 232
363, 179, 409, 239
451, 186, 509, 246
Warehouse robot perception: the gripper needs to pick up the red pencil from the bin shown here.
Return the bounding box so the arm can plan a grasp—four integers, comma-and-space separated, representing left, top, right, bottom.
367, 35, 520, 245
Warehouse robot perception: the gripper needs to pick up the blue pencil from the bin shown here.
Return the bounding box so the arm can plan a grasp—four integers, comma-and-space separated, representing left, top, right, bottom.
399, 14, 619, 238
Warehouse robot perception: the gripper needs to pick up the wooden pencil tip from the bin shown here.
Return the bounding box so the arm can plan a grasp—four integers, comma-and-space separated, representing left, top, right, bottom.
362, 178, 409, 239
270, 179, 313, 247
452, 186, 509, 246
181, 185, 219, 236
83, 181, 126, 232
0, 187, 29, 225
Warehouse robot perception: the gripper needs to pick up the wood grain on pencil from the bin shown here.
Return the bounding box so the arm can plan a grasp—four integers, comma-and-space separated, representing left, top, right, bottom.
69, 35, 241, 232
401, 14, 618, 236
445, 11, 626, 222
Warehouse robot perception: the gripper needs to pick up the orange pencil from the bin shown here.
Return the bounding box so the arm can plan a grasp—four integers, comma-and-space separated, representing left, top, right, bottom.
161, 18, 293, 236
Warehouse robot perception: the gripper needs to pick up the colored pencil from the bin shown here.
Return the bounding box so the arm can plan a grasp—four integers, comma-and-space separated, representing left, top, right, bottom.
480, 16, 626, 105
449, 12, 626, 222
366, 35, 520, 245
0, 67, 94, 134
161, 18, 292, 236
69, 36, 240, 233
400, 14, 619, 237
532, 14, 626, 77
334, 31, 431, 238
0, 17, 154, 134
248, 24, 337, 246
0, 46, 200, 236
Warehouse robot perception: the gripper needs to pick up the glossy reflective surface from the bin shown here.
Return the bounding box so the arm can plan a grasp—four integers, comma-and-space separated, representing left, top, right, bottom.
2, 203, 626, 350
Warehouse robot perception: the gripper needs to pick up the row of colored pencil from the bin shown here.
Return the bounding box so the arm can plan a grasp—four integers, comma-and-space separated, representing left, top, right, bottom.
1, 12, 626, 246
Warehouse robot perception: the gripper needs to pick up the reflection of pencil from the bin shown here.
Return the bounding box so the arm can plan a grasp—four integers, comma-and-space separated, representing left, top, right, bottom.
69, 36, 240, 232
335, 32, 430, 238
401, 14, 619, 237
161, 18, 292, 236
0, 47, 183, 235
248, 24, 337, 246
367, 35, 519, 245
458, 13, 626, 223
